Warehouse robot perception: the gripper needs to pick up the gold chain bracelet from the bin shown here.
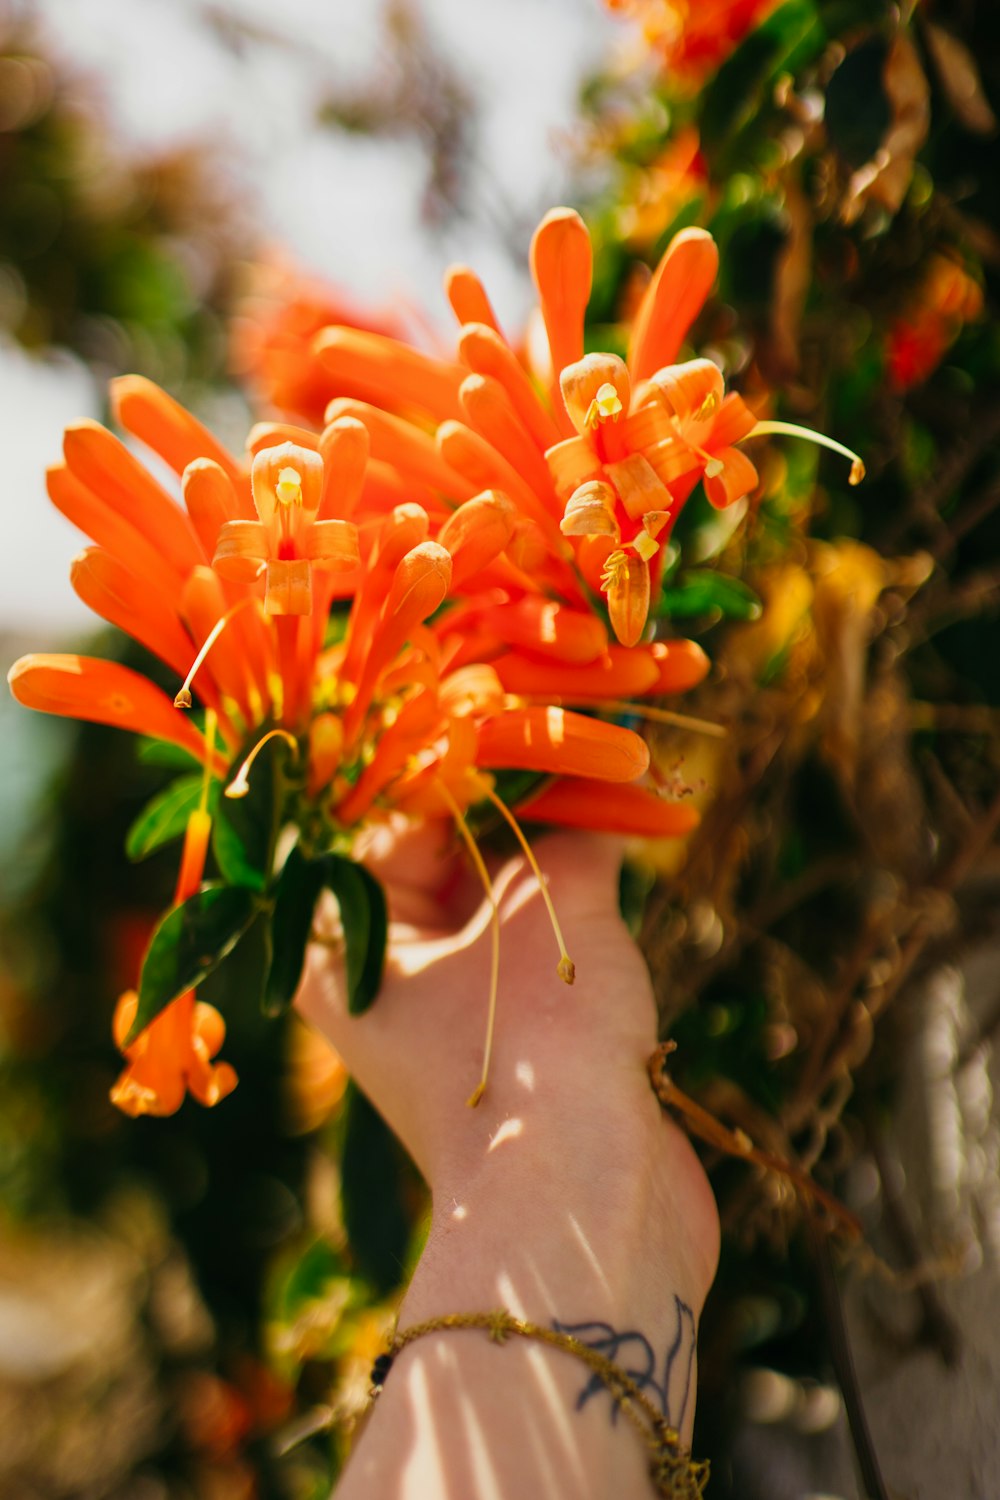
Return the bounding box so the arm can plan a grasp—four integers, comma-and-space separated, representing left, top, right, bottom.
369, 1307, 709, 1498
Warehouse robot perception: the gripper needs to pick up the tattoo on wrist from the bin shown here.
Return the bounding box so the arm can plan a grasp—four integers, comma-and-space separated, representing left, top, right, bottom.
552, 1295, 696, 1429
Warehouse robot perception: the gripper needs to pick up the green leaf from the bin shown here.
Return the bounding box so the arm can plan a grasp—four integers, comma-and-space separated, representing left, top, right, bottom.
657, 570, 762, 621
321, 855, 387, 1016
136, 737, 201, 771
212, 732, 286, 892
699, 0, 824, 160
264, 847, 326, 1018
340, 1083, 413, 1295
129, 884, 258, 1043
126, 775, 215, 861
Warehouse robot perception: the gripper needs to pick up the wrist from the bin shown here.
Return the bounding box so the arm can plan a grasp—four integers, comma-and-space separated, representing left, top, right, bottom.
408, 1081, 719, 1339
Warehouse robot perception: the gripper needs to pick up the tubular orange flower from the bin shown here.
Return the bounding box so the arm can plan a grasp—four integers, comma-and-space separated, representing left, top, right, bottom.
213, 439, 360, 615
13, 321, 718, 1113
111, 803, 237, 1118
604, 0, 781, 86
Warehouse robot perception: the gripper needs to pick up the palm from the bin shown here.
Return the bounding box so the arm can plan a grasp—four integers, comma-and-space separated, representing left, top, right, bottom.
299, 828, 680, 1180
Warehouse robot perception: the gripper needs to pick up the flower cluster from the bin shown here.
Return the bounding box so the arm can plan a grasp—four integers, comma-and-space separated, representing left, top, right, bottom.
9, 205, 858, 1118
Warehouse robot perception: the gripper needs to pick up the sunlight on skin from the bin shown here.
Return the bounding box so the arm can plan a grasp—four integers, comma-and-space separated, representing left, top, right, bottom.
522, 1341, 588, 1485
455, 1380, 507, 1500
567, 1214, 613, 1298
494, 1265, 587, 1485
402, 1359, 450, 1499
515, 1059, 536, 1091
487, 1117, 524, 1152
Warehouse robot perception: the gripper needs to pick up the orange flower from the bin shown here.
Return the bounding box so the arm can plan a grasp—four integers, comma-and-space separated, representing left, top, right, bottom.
12, 361, 715, 1113
604, 0, 781, 85
230, 253, 408, 425
213, 441, 359, 615
296, 210, 766, 646
887, 254, 983, 391
110, 808, 237, 1117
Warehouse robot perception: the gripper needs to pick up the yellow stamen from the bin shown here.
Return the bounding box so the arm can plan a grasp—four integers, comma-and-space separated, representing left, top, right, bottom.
174, 596, 258, 710
199, 710, 218, 814
275, 466, 303, 506
599, 549, 629, 593
225, 728, 299, 799
749, 421, 865, 484
585, 382, 624, 429
693, 389, 720, 421
633, 531, 660, 563
596, 700, 728, 738
469, 771, 575, 985
436, 778, 500, 1109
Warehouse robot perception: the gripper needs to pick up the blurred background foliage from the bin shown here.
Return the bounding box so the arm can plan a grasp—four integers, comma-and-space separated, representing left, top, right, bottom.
2, 0, 1000, 1497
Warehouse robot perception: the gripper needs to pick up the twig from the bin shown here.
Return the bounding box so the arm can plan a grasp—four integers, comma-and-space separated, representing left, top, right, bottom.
808, 1222, 891, 1500
648, 1044, 863, 1241
880, 401, 1000, 551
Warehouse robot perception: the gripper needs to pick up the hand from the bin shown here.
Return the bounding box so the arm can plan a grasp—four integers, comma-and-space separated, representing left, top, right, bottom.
297, 823, 719, 1497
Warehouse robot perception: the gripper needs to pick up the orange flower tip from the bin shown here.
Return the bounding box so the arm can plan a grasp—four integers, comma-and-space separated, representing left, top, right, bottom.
466, 1082, 486, 1109
850, 458, 866, 486
174, 688, 193, 709
557, 956, 576, 985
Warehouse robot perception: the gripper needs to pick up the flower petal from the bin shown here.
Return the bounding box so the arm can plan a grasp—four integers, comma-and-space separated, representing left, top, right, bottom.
517, 777, 700, 836
529, 208, 593, 432
183, 460, 244, 557
559, 353, 631, 435
437, 489, 516, 588
71, 546, 195, 680
477, 706, 649, 781
445, 264, 502, 333
306, 519, 361, 572
493, 645, 660, 700
437, 420, 566, 546
318, 415, 370, 521
703, 446, 759, 510
48, 462, 187, 589
648, 639, 711, 694
459, 373, 558, 501
8, 654, 216, 763
325, 397, 475, 499
314, 326, 466, 422
112, 375, 244, 489
213, 520, 269, 584
457, 322, 562, 452
63, 421, 204, 576
479, 596, 608, 663
628, 228, 719, 383
604, 551, 651, 648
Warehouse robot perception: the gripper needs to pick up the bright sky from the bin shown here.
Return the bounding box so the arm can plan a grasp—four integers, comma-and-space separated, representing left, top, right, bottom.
2, 0, 616, 634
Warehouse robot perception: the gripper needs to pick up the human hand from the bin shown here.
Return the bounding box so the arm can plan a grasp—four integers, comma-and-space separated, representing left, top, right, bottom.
298, 824, 719, 1496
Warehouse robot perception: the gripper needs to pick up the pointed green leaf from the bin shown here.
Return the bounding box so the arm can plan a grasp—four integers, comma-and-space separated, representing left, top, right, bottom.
321, 855, 387, 1016
128, 884, 258, 1043
136, 737, 201, 771
340, 1083, 413, 1295
264, 847, 326, 1018
212, 732, 286, 892
657, 570, 762, 621
126, 775, 215, 861
699, 0, 824, 158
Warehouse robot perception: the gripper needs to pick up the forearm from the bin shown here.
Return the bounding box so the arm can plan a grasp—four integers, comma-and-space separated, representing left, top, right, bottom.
335, 1094, 718, 1500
